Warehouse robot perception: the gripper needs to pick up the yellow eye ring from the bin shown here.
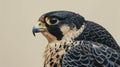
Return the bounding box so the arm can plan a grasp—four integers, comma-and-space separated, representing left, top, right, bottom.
45, 17, 59, 25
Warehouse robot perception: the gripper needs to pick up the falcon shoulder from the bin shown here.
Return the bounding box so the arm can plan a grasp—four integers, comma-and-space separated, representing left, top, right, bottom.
75, 21, 120, 52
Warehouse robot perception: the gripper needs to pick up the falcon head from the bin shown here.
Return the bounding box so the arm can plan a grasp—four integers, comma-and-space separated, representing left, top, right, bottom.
32, 11, 85, 43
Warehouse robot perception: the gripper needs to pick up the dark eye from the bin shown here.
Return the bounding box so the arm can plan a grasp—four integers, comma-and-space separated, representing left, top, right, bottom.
45, 17, 59, 25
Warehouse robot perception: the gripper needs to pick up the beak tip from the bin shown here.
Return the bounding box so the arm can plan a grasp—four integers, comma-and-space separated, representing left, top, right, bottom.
32, 27, 36, 37
32, 32, 35, 37
32, 31, 35, 36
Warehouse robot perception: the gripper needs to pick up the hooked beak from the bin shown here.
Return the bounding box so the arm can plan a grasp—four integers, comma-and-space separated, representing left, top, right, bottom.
32, 22, 45, 36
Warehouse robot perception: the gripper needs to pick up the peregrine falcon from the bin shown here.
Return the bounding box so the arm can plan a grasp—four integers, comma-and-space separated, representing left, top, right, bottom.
32, 11, 120, 67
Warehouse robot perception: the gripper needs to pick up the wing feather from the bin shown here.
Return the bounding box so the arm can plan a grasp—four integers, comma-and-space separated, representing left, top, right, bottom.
62, 40, 120, 67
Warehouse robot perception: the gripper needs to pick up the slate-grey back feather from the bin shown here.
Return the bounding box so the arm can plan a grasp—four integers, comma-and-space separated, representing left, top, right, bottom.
75, 21, 120, 52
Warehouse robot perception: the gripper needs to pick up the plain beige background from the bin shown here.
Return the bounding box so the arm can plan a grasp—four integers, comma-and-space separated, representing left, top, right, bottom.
0, 0, 120, 67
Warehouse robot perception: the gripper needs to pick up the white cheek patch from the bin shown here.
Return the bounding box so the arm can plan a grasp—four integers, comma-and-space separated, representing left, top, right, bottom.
42, 31, 57, 43
60, 24, 70, 35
